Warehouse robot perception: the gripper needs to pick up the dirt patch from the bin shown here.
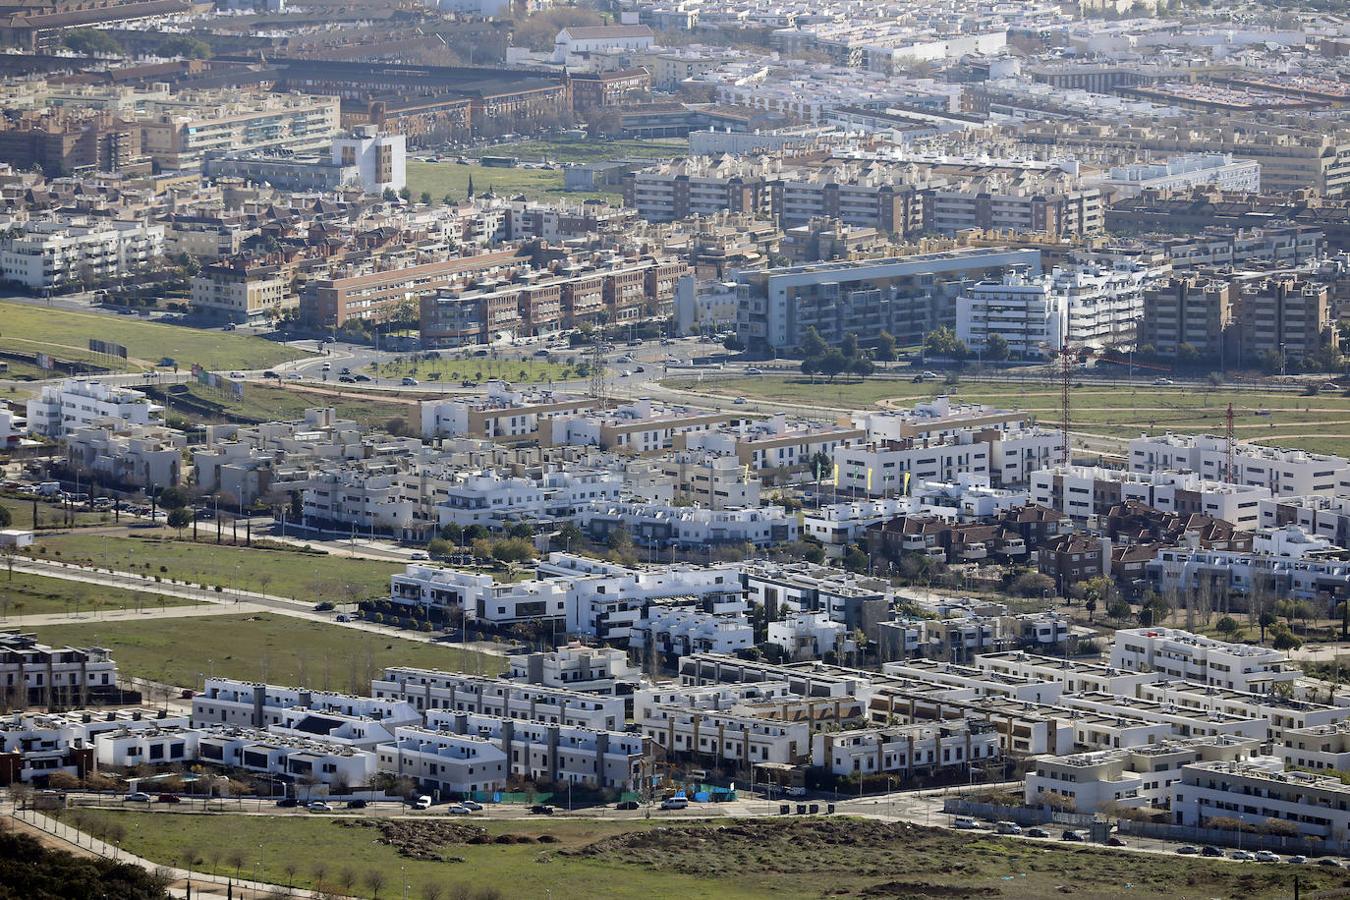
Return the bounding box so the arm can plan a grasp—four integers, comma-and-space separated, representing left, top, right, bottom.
335, 818, 485, 861
857, 882, 984, 899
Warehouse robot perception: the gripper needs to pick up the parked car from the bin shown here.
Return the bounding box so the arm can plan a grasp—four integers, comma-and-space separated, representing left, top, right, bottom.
528, 804, 554, 815
263, 371, 280, 379
1200, 846, 1224, 857
1153, 377, 1175, 386
660, 798, 689, 811
1254, 851, 1279, 863
1288, 856, 1308, 865
338, 375, 356, 383
1025, 828, 1050, 839
1315, 858, 1341, 867
314, 601, 335, 612
994, 821, 1022, 835
953, 817, 980, 830
447, 804, 472, 815
922, 371, 939, 381
335, 614, 352, 623
745, 367, 763, 375
156, 794, 180, 804
412, 796, 433, 810
124, 792, 151, 803
306, 801, 332, 812
1060, 830, 1085, 842
460, 800, 483, 811
276, 798, 299, 808
1176, 846, 1199, 855
615, 800, 640, 810
1106, 836, 1127, 847
1230, 850, 1255, 861
401, 377, 419, 386
733, 396, 747, 405
346, 799, 367, 809
229, 371, 244, 379
409, 551, 429, 560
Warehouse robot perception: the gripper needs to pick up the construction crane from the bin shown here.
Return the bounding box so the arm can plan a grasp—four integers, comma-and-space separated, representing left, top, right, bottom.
588, 340, 609, 408
1041, 343, 1088, 465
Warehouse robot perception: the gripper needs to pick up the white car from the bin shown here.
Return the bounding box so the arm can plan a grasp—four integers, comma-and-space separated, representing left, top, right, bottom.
952, 817, 980, 830
447, 804, 472, 815
124, 792, 152, 803
1153, 377, 1175, 386
460, 800, 483, 811
409, 551, 429, 560
733, 397, 747, 405
744, 367, 763, 375
1230, 850, 1255, 861
401, 377, 419, 386
1254, 851, 1280, 863
412, 795, 433, 810
229, 371, 245, 379
306, 801, 332, 812
286, 372, 303, 380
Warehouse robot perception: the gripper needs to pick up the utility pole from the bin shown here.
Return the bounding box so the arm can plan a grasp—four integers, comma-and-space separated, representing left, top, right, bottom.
1225, 402, 1236, 484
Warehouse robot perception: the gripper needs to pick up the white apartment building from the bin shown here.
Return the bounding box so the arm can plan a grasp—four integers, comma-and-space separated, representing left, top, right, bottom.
436, 470, 623, 528
0, 218, 165, 292
26, 380, 163, 439
833, 427, 1061, 495
577, 500, 798, 548
190, 677, 422, 731
138, 91, 340, 172
0, 634, 120, 710
638, 701, 811, 766
507, 645, 639, 697
803, 497, 944, 548
1282, 722, 1350, 773
678, 414, 863, 475
544, 398, 751, 454
1129, 434, 1350, 498
424, 709, 645, 789
630, 605, 755, 657
372, 667, 626, 732
63, 424, 184, 491
1147, 547, 1350, 608
419, 384, 597, 440
196, 726, 379, 789
376, 726, 508, 796
767, 612, 852, 661
301, 459, 446, 542
1024, 736, 1258, 814
1259, 495, 1350, 548
1029, 465, 1270, 528
331, 125, 406, 194
94, 725, 201, 770
1103, 153, 1261, 198
814, 720, 1001, 778
1110, 628, 1295, 693
1173, 758, 1350, 840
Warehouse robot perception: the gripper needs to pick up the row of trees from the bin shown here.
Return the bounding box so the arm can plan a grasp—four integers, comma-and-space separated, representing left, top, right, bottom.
798, 328, 875, 382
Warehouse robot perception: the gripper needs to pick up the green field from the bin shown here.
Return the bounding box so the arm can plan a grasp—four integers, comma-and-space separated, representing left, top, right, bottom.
407, 162, 618, 205
28, 534, 401, 602
472, 137, 687, 165
0, 572, 184, 618
367, 353, 586, 386
163, 382, 412, 429
1, 495, 114, 529
35, 612, 503, 690
669, 375, 1350, 455
66, 811, 1340, 900
0, 301, 306, 370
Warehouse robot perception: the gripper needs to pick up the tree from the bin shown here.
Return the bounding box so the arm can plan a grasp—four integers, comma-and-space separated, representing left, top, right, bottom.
167, 507, 192, 536
818, 350, 848, 382
1215, 616, 1240, 638
398, 187, 411, 202
722, 334, 745, 352
849, 357, 875, 380
873, 331, 897, 362
799, 326, 827, 359
364, 869, 388, 899
1139, 594, 1171, 627
1009, 572, 1055, 598
808, 451, 833, 482
157, 486, 190, 510
420, 191, 433, 206
382, 187, 398, 203
63, 29, 122, 55
983, 333, 1010, 361
924, 325, 967, 361
551, 521, 583, 551
337, 868, 358, 894
158, 35, 211, 58
800, 357, 819, 381
1106, 597, 1132, 624
1258, 609, 1277, 643
384, 416, 412, 437
0, 504, 10, 528
840, 332, 859, 361
1271, 626, 1301, 651
440, 523, 465, 544
842, 544, 869, 574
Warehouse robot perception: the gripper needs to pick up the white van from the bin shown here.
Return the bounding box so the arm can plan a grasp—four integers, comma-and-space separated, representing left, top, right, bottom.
413, 795, 432, 810
995, 821, 1022, 835
660, 798, 689, 810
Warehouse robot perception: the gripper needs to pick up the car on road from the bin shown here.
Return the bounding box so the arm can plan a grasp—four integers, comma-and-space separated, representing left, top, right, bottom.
1105, 836, 1127, 847
412, 796, 433, 810
306, 801, 332, 812
1316, 858, 1341, 867
1176, 846, 1199, 855
733, 396, 747, 405
276, 798, 299, 808
528, 804, 554, 815
615, 801, 640, 810
229, 371, 244, 379
1230, 850, 1255, 861
660, 798, 689, 811
402, 377, 419, 386
634, 365, 645, 373
461, 379, 478, 387
953, 817, 980, 830
1024, 828, 1050, 839
1060, 830, 1086, 842
1153, 377, 1175, 386
263, 371, 280, 379
124, 792, 152, 803
340, 367, 352, 375
322, 362, 332, 370
346, 799, 367, 809
1288, 856, 1307, 865
922, 371, 938, 381
745, 367, 763, 375
994, 822, 1021, 835
156, 794, 180, 804
1254, 851, 1279, 863
335, 614, 352, 623
409, 551, 429, 560
460, 800, 483, 811
1200, 846, 1223, 857
447, 804, 473, 815
338, 375, 356, 383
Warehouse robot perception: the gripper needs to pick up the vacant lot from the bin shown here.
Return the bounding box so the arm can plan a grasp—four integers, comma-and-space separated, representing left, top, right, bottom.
162, 382, 410, 429
35, 612, 503, 690
473, 137, 687, 165
671, 375, 1350, 455
366, 353, 585, 386
407, 162, 618, 205
68, 813, 1340, 900
0, 572, 179, 618
28, 533, 401, 601
0, 301, 304, 370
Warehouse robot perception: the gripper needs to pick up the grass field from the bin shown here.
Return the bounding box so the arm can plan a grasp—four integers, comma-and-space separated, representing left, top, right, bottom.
367, 353, 586, 386
35, 612, 503, 689
0, 301, 305, 370
0, 572, 182, 618
473, 137, 688, 165
27, 533, 402, 602
67, 812, 1340, 900
164, 382, 410, 429
669, 375, 1350, 455
1, 495, 113, 529
407, 162, 618, 205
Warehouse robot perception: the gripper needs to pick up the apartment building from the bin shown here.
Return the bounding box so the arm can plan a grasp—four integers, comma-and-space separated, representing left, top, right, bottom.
0, 217, 164, 292
190, 262, 292, 324
677, 414, 864, 475
1260, 495, 1350, 548
1140, 275, 1235, 358
542, 398, 751, 454
372, 667, 626, 731
1231, 275, 1337, 366
735, 248, 1042, 352
330, 125, 406, 194
1282, 722, 1350, 773
424, 709, 645, 789
623, 157, 771, 223
190, 678, 422, 731
814, 719, 1002, 778
1110, 628, 1295, 693
435, 470, 622, 529
63, 423, 184, 491
0, 634, 120, 711
1030, 465, 1269, 529
507, 645, 638, 697
26, 380, 164, 439
1129, 434, 1350, 497
767, 612, 852, 661
1146, 546, 1350, 607
377, 726, 508, 797
196, 727, 378, 790
419, 385, 598, 441
658, 453, 763, 510
1172, 758, 1350, 840
138, 91, 340, 172
834, 426, 1061, 496
578, 500, 798, 549
738, 562, 889, 636
630, 605, 756, 657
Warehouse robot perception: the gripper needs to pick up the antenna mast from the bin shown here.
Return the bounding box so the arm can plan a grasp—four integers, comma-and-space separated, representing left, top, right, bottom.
1060, 348, 1072, 465
1225, 402, 1235, 484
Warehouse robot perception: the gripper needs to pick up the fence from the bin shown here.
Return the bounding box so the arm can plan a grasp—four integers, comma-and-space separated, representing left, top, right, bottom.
1117, 819, 1350, 857
942, 799, 1098, 829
